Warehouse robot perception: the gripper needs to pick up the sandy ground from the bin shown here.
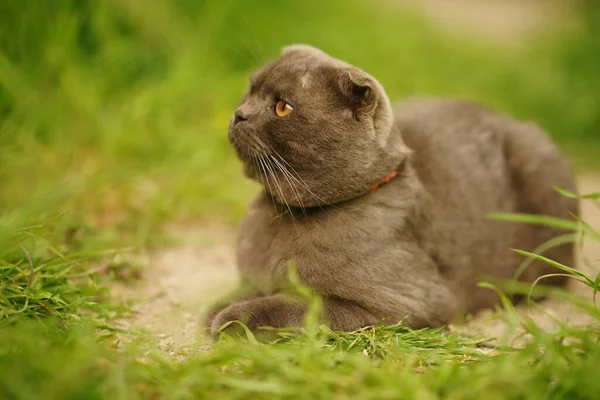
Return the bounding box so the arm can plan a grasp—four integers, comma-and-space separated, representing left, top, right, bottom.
112, 225, 239, 353
113, 175, 599, 353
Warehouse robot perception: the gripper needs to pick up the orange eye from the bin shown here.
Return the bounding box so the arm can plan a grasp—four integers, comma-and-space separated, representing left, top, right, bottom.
249, 89, 256, 98
275, 100, 293, 117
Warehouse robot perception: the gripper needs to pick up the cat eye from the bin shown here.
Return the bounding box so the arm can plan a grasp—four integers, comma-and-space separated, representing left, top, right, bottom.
275, 100, 294, 117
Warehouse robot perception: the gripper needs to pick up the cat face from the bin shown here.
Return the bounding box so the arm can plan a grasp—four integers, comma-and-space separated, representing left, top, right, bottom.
228, 45, 404, 208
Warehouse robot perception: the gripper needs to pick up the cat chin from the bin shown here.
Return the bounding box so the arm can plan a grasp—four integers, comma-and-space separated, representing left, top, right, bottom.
228, 135, 255, 166
242, 162, 260, 180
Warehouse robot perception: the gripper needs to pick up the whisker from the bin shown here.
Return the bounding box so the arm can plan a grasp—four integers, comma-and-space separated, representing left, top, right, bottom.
269, 149, 324, 196
269, 155, 306, 214
270, 150, 335, 209
255, 155, 278, 214
251, 134, 336, 212
263, 156, 297, 226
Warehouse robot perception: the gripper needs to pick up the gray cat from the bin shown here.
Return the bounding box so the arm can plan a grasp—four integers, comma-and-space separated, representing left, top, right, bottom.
206, 45, 578, 337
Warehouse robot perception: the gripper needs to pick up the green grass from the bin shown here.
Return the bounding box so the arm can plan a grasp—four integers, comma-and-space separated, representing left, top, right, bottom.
0, 265, 599, 399
0, 215, 139, 329
1, 0, 600, 399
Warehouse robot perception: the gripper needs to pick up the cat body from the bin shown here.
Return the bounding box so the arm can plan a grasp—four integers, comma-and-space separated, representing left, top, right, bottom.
207, 45, 578, 335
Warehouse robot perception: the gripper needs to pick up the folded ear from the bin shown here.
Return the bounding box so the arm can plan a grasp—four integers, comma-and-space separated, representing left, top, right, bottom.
337, 68, 378, 121
280, 44, 326, 58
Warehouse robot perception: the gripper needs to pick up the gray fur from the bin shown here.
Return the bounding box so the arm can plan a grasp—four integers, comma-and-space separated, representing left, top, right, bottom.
207, 45, 578, 337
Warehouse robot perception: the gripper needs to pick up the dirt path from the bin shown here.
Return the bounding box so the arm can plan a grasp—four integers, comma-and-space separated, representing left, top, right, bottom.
113, 175, 599, 352
112, 225, 239, 354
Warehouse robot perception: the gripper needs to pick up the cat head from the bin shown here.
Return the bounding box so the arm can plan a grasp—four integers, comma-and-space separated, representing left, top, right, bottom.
228, 45, 408, 208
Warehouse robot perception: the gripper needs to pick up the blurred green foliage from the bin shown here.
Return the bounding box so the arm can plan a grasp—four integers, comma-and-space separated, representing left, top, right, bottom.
0, 0, 599, 232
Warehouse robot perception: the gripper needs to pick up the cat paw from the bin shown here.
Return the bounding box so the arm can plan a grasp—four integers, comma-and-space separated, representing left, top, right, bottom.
210, 303, 259, 337
209, 295, 305, 339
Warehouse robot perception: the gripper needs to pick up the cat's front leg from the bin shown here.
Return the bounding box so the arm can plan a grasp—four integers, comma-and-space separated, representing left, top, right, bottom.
210, 295, 381, 339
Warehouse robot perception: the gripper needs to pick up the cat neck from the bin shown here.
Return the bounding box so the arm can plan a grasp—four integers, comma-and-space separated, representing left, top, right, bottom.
268, 159, 407, 218
262, 124, 410, 209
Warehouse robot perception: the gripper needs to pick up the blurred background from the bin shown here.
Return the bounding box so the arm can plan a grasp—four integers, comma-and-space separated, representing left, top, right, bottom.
1, 0, 599, 246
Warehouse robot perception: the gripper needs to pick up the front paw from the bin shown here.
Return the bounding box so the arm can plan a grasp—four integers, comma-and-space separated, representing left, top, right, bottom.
201, 287, 263, 333
201, 300, 230, 332
210, 303, 257, 337
210, 295, 305, 339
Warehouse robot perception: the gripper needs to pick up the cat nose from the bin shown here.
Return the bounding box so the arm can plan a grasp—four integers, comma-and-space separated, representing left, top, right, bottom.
233, 110, 248, 125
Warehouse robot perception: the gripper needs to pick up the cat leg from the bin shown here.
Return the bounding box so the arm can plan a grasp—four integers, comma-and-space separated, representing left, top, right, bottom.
210, 294, 397, 338
210, 285, 458, 340
210, 249, 459, 338
295, 244, 460, 331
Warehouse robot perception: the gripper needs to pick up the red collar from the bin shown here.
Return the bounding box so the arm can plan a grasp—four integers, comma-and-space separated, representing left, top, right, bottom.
367, 170, 402, 191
